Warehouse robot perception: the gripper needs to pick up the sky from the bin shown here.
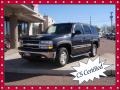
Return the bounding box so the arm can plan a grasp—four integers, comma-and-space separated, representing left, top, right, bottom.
38, 5, 115, 28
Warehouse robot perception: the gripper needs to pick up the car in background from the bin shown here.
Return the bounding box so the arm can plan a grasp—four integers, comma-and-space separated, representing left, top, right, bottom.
98, 32, 103, 38
106, 33, 115, 40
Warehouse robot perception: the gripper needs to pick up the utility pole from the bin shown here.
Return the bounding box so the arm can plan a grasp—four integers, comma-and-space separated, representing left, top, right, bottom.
90, 16, 91, 25
110, 12, 113, 33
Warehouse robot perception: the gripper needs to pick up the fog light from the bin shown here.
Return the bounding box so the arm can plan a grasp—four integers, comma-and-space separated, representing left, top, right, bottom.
48, 46, 53, 49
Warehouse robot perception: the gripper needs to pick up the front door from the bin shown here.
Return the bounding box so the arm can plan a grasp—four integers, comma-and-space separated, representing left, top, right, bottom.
71, 23, 85, 56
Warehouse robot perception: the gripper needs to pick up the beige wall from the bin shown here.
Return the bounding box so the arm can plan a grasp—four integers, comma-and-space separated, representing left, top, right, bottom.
43, 16, 55, 31
4, 4, 44, 48
32, 22, 44, 35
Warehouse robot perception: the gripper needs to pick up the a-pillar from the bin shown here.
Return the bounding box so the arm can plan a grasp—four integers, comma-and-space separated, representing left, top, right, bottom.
9, 15, 19, 48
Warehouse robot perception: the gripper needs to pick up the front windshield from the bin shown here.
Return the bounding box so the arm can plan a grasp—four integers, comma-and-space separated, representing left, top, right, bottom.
43, 24, 72, 34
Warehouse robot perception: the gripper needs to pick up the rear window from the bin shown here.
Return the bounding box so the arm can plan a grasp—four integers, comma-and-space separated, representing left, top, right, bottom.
90, 26, 98, 34
83, 25, 91, 34
74, 24, 83, 34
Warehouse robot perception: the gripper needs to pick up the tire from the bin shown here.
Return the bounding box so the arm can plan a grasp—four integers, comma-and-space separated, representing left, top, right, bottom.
89, 44, 97, 57
55, 47, 69, 67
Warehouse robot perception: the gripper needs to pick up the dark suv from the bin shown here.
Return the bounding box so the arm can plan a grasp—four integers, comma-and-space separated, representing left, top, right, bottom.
18, 23, 100, 66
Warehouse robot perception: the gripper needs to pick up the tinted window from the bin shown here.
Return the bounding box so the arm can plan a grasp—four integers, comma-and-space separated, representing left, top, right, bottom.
83, 25, 91, 34
74, 24, 83, 34
90, 26, 98, 34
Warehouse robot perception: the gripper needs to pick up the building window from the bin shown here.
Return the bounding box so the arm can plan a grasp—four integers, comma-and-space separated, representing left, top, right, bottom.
4, 17, 10, 39
18, 21, 29, 38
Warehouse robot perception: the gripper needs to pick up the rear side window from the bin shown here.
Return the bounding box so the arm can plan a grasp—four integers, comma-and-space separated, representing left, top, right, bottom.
74, 24, 83, 34
83, 25, 91, 34
90, 26, 98, 34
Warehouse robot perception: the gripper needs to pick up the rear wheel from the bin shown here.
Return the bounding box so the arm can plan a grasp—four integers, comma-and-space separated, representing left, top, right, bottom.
89, 44, 97, 57
55, 47, 69, 66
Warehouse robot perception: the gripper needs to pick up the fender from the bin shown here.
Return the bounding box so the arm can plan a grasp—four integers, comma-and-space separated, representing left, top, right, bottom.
57, 40, 72, 47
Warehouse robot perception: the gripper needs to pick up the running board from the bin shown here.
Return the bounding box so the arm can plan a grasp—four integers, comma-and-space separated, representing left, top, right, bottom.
70, 52, 90, 58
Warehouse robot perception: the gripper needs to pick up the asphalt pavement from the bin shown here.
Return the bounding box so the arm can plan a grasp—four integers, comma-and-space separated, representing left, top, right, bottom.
5, 72, 115, 85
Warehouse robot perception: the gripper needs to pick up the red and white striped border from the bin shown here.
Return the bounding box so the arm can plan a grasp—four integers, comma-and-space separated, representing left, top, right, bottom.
0, 0, 120, 90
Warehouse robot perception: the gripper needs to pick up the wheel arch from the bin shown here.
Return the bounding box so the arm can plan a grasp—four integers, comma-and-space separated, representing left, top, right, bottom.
57, 43, 72, 55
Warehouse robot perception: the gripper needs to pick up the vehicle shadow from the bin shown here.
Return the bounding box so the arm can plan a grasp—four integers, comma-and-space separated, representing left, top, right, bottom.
5, 72, 41, 83
5, 55, 88, 83
5, 55, 89, 70
69, 55, 89, 63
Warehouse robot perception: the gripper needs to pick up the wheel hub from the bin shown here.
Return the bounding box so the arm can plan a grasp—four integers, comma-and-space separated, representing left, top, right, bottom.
60, 51, 67, 65
93, 46, 96, 56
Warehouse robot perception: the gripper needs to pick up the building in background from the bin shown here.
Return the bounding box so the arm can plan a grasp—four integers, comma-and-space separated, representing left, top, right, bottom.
32, 22, 44, 35
32, 4, 44, 35
31, 16, 55, 35
43, 16, 55, 31
4, 4, 44, 48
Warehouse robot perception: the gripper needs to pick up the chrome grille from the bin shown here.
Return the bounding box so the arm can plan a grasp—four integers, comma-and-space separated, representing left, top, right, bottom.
23, 40, 39, 49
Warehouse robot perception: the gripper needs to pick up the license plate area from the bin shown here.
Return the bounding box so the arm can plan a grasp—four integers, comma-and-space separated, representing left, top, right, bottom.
24, 52, 31, 56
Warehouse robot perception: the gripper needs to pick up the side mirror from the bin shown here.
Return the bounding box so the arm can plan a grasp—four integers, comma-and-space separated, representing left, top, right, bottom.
75, 30, 81, 35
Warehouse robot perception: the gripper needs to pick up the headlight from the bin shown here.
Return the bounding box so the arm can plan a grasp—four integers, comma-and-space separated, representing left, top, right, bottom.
39, 41, 53, 49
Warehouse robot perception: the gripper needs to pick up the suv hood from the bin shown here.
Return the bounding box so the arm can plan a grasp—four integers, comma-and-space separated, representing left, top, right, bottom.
21, 34, 63, 40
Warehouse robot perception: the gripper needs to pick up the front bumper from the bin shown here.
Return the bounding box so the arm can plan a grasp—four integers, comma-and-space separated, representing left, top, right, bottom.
19, 50, 56, 59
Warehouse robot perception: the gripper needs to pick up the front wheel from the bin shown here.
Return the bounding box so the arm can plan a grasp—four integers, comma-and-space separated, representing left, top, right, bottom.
55, 47, 69, 67
89, 44, 97, 57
